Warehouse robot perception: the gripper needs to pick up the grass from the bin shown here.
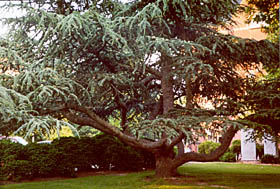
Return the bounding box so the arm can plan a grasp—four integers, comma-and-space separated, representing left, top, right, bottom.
179, 162, 280, 188
1, 163, 280, 188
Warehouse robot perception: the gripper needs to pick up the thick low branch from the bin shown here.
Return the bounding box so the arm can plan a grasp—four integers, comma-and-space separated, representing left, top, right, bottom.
64, 103, 167, 150
62, 112, 113, 134
172, 126, 238, 168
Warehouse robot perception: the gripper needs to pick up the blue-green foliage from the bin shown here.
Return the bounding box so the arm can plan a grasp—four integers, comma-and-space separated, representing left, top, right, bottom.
0, 134, 155, 181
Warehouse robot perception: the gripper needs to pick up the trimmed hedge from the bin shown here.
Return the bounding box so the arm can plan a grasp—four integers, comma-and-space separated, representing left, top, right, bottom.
0, 134, 155, 181
0, 140, 32, 181
260, 154, 280, 164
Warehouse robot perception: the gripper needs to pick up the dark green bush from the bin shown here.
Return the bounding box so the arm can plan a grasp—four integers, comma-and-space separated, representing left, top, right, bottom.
0, 134, 155, 181
260, 154, 280, 164
78, 134, 155, 171
26, 143, 62, 177
52, 134, 156, 172
0, 140, 32, 181
2, 159, 32, 181
51, 137, 94, 175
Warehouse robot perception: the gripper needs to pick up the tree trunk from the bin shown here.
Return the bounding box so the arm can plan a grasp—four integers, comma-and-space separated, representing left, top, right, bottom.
156, 56, 184, 177
176, 141, 185, 157
185, 75, 193, 109
154, 150, 178, 177
161, 57, 174, 114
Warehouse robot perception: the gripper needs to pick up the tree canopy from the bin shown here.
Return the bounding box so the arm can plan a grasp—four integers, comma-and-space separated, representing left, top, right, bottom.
245, 0, 279, 42
0, 0, 278, 177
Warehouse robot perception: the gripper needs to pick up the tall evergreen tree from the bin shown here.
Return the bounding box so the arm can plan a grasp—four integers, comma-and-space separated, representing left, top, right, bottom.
0, 0, 278, 177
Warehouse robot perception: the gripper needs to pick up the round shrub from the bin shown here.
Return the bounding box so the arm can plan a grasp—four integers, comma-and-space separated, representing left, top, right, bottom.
219, 151, 236, 162
198, 141, 220, 154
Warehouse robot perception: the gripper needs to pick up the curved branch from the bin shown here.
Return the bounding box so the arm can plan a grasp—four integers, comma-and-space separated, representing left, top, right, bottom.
62, 111, 113, 133
172, 126, 238, 168
65, 103, 167, 150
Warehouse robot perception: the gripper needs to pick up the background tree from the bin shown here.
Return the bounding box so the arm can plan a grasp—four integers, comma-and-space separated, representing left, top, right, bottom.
0, 0, 278, 177
243, 0, 279, 138
245, 0, 279, 42
243, 75, 280, 138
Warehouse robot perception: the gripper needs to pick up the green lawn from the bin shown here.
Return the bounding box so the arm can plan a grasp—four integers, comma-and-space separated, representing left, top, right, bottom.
178, 162, 280, 188
2, 163, 280, 189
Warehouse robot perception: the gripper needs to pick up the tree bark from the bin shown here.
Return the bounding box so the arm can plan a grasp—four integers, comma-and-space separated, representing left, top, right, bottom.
154, 149, 178, 177
176, 141, 185, 157
185, 75, 193, 109
154, 126, 238, 178
161, 57, 174, 114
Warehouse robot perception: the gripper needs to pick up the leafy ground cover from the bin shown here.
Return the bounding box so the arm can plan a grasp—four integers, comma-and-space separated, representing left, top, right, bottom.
1, 163, 280, 188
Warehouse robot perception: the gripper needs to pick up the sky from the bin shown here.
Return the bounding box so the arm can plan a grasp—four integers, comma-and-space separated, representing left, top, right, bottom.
0, 0, 132, 36
0, 1, 25, 36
